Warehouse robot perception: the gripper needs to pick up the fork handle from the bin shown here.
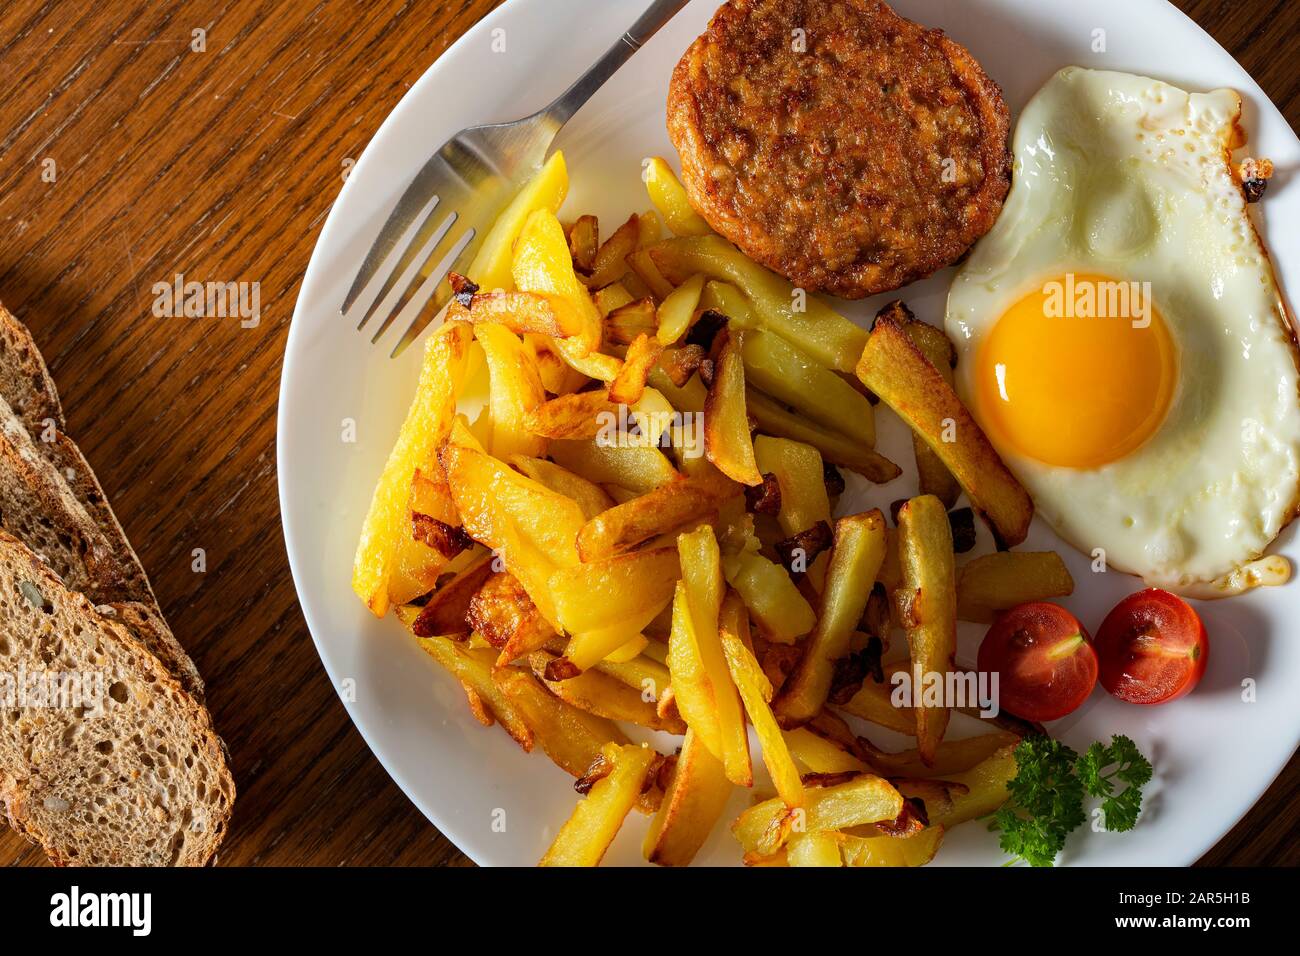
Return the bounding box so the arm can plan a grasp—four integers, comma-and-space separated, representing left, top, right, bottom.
544, 0, 691, 126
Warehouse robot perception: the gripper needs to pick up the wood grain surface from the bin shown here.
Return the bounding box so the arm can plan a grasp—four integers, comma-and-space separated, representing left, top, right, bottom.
0, 0, 1294, 867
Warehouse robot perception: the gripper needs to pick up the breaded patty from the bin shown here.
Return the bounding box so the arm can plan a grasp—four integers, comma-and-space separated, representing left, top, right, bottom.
668, 0, 1011, 298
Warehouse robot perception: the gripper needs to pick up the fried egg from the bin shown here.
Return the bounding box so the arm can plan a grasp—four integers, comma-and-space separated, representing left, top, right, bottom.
946, 67, 1300, 595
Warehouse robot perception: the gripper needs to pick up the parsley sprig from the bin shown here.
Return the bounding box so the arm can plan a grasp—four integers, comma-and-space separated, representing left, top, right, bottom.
990, 734, 1152, 866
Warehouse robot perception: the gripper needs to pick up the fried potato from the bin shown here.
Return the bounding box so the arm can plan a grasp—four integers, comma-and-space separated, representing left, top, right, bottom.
927, 745, 1018, 827
699, 279, 757, 328
493, 667, 630, 782
786, 831, 844, 867
782, 727, 873, 775
753, 437, 831, 539
627, 248, 677, 301
593, 654, 675, 711
576, 475, 727, 560
644, 157, 713, 238
670, 528, 752, 785
465, 570, 556, 665
446, 279, 586, 339
732, 774, 903, 857
415, 635, 533, 750
509, 454, 614, 520
475, 322, 548, 459
595, 282, 637, 318
704, 328, 763, 485
410, 551, 495, 638
531, 651, 686, 734
870, 732, 1021, 779
539, 742, 658, 867
776, 511, 887, 726
643, 728, 733, 866
956, 551, 1074, 623
608, 333, 663, 405
746, 388, 901, 484
550, 547, 680, 670
568, 214, 599, 274
353, 321, 474, 617
467, 150, 568, 292
899, 309, 961, 507
549, 438, 679, 494
648, 235, 868, 371
839, 825, 944, 867
523, 389, 619, 440
837, 664, 917, 737
719, 591, 803, 807
895, 496, 957, 765
723, 550, 816, 644
588, 214, 641, 290
656, 273, 706, 345
856, 313, 1032, 547
742, 330, 875, 446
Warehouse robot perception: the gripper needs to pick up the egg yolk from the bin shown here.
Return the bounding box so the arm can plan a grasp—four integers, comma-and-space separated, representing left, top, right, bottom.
975, 274, 1177, 469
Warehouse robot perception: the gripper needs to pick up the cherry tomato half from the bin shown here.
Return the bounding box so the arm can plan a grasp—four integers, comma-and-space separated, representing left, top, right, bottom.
1094, 588, 1208, 705
977, 602, 1098, 722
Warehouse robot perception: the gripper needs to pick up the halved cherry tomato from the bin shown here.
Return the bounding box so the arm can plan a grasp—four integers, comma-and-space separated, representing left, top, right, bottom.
1094, 588, 1208, 705
977, 602, 1098, 722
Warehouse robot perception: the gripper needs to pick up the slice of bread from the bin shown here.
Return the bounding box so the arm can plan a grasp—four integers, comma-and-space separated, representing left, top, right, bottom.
0, 530, 233, 865
0, 305, 64, 436
102, 602, 205, 703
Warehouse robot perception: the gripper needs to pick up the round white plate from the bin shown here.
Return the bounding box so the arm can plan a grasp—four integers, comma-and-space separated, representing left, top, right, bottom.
280, 0, 1300, 866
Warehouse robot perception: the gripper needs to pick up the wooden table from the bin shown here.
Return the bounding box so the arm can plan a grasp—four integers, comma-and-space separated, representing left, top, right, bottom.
0, 0, 1294, 867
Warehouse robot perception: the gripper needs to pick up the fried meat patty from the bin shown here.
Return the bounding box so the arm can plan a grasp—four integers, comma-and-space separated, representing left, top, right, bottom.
667, 0, 1011, 298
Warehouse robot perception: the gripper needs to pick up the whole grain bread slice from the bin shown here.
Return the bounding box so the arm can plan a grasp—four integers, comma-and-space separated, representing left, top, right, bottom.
0, 530, 233, 865
0, 304, 63, 436
101, 602, 205, 703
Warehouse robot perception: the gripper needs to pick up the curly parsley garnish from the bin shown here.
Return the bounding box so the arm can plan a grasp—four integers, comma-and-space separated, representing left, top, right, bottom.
990, 734, 1153, 866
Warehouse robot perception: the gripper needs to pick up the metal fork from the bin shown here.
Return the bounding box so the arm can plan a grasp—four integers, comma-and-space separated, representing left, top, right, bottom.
343, 0, 691, 357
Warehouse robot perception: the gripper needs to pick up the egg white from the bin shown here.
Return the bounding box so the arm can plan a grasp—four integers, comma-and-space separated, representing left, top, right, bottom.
946, 67, 1300, 593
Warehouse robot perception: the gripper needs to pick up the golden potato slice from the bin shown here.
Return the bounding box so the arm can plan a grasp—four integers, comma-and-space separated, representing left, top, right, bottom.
587, 214, 640, 289
549, 438, 679, 494
782, 727, 873, 775
839, 826, 944, 867
524, 390, 619, 440
742, 330, 875, 446
870, 732, 1022, 779
704, 328, 763, 486
746, 389, 900, 484
732, 774, 903, 857
643, 728, 733, 867
956, 551, 1074, 623
856, 313, 1032, 547
446, 280, 586, 339
415, 635, 532, 750
475, 322, 547, 459
786, 831, 844, 867
576, 475, 727, 560
723, 550, 816, 643
655, 273, 706, 345
895, 496, 957, 765
409, 551, 495, 637
644, 157, 713, 238
509, 454, 614, 520
353, 320, 474, 617
608, 332, 663, 405
531, 651, 686, 734
539, 742, 658, 867
467, 150, 567, 292
928, 745, 1018, 827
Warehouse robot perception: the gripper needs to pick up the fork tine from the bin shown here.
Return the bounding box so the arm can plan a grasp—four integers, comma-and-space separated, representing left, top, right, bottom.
389, 229, 478, 358
342, 190, 442, 321
354, 197, 458, 332
364, 210, 459, 340
370, 223, 474, 346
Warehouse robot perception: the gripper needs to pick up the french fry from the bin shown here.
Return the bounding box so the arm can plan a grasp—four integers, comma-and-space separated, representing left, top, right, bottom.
549, 438, 679, 493
539, 742, 658, 867
593, 654, 675, 712
839, 826, 944, 867
644, 157, 713, 237
531, 652, 686, 734
568, 214, 599, 274
643, 728, 733, 867
648, 235, 868, 372
608, 333, 663, 405
776, 511, 887, 726
837, 664, 917, 736
410, 551, 495, 637
746, 389, 900, 484
786, 831, 844, 867
895, 496, 957, 765
783, 727, 873, 774
509, 454, 614, 520
719, 592, 803, 807
603, 296, 656, 346
587, 214, 640, 289
857, 313, 1032, 547
446, 279, 586, 339
576, 475, 727, 560
353, 320, 474, 617
467, 150, 568, 292
523, 390, 619, 440
742, 330, 875, 446
723, 551, 816, 643
475, 322, 548, 459
869, 732, 1022, 779
897, 307, 961, 508
699, 279, 757, 328
656, 273, 706, 345
928, 745, 1018, 827
956, 551, 1074, 623
732, 774, 903, 857
465, 570, 556, 665
594, 283, 636, 320
415, 635, 533, 750
671, 527, 751, 785
753, 437, 831, 538
703, 328, 763, 486
627, 248, 677, 300
493, 668, 630, 781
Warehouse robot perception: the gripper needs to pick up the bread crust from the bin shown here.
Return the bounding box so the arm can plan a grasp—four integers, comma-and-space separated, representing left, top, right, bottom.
668, 0, 1011, 298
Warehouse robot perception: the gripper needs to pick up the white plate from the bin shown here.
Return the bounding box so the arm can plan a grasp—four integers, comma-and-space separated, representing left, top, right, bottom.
280, 0, 1300, 866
